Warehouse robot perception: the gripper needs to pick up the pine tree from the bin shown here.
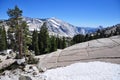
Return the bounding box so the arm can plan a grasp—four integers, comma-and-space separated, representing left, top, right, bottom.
32, 30, 39, 55
85, 34, 89, 41
0, 27, 3, 51
3, 26, 7, 49
72, 34, 85, 44
62, 37, 66, 49
38, 22, 50, 54
50, 36, 57, 52
0, 26, 7, 51
21, 21, 31, 55
56, 36, 61, 49
57, 37, 62, 49
7, 5, 31, 58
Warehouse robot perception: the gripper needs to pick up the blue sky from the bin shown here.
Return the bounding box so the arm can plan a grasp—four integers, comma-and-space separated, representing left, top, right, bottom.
0, 0, 120, 27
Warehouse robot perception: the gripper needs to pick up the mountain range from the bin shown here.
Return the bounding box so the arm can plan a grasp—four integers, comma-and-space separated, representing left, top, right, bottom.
23, 17, 99, 37
0, 17, 100, 37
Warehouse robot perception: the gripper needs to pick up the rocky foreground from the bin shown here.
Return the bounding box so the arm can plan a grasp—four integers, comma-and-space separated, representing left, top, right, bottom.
0, 35, 120, 80
0, 61, 120, 80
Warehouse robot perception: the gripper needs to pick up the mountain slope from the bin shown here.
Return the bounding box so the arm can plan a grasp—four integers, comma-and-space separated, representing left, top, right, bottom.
23, 17, 98, 37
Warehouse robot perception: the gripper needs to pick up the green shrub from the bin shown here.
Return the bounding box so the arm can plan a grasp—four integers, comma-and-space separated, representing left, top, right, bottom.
26, 54, 39, 64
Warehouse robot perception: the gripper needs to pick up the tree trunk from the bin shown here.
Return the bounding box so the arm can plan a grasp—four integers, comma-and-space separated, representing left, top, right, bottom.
18, 27, 23, 58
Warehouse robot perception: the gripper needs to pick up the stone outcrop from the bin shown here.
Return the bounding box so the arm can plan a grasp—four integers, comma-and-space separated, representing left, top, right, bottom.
37, 36, 120, 70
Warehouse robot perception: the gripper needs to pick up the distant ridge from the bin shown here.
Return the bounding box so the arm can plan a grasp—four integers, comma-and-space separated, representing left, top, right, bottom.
23, 17, 98, 37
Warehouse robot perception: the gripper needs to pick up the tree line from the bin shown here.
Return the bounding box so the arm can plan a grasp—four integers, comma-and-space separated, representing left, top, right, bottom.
72, 24, 120, 44
31, 23, 66, 55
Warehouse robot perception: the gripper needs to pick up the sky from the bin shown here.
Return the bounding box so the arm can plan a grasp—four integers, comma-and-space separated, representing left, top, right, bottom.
0, 0, 120, 27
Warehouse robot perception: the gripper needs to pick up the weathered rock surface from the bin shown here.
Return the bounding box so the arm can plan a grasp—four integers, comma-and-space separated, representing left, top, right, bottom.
0, 59, 15, 70
37, 35, 120, 70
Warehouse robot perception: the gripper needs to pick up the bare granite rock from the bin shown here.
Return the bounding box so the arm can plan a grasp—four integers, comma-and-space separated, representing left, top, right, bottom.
36, 35, 120, 70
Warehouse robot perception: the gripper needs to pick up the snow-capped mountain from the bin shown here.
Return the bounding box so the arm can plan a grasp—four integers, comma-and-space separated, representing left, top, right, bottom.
23, 17, 98, 37
0, 17, 98, 37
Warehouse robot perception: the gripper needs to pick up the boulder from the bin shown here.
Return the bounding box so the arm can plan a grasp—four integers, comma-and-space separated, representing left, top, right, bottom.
19, 75, 32, 80
16, 58, 25, 65
37, 62, 46, 72
0, 59, 15, 70
24, 65, 39, 75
